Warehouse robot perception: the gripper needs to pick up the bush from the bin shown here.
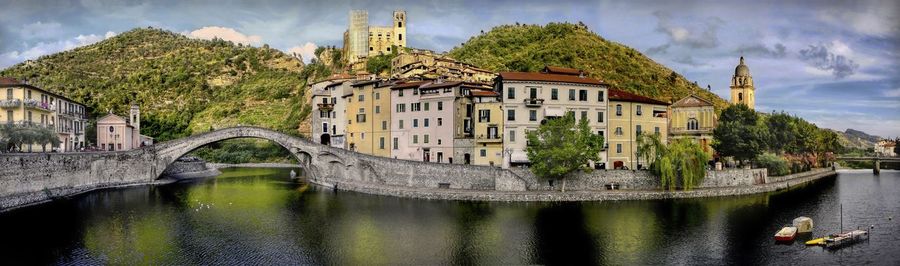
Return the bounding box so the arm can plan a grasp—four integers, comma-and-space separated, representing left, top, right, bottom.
756, 153, 790, 176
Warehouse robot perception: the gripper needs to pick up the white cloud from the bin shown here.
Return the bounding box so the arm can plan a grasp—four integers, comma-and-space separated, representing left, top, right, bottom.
817, 1, 900, 38
188, 26, 262, 45
885, 88, 900, 98
1, 31, 117, 68
20, 21, 63, 40
287, 42, 317, 63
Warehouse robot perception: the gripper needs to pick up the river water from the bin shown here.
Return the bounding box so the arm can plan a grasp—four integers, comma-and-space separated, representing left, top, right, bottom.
1, 168, 897, 265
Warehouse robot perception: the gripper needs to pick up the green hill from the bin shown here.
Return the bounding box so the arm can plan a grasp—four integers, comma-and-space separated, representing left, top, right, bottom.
448, 22, 728, 109
0, 28, 319, 141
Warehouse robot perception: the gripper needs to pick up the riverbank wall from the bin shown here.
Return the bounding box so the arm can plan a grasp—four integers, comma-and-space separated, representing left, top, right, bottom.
160, 160, 221, 180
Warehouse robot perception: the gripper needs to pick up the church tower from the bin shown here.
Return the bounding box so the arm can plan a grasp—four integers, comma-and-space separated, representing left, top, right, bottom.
730, 56, 755, 109
393, 10, 407, 49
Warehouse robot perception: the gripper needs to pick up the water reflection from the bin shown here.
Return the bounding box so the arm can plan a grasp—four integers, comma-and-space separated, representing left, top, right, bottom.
0, 168, 897, 265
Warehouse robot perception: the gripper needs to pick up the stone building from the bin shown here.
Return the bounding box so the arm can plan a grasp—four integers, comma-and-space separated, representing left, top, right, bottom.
875, 139, 897, 157
96, 105, 153, 151
345, 78, 392, 157
390, 49, 495, 82
730, 56, 755, 109
0, 77, 88, 152
669, 95, 717, 154
607, 89, 670, 170
310, 73, 355, 149
344, 10, 407, 64
496, 66, 609, 168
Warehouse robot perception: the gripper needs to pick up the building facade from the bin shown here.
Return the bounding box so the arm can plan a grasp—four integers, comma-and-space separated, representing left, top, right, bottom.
391, 49, 495, 82
345, 79, 392, 157
875, 139, 897, 157
496, 66, 609, 168
669, 95, 717, 154
310, 74, 355, 149
607, 89, 670, 170
730, 56, 755, 109
96, 105, 152, 151
0, 77, 88, 152
344, 10, 407, 63
472, 90, 503, 166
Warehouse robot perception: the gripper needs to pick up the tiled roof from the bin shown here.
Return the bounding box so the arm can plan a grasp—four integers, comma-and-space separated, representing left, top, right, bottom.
671, 94, 714, 108
471, 90, 499, 97
391, 80, 430, 90
0, 77, 22, 85
499, 72, 605, 86
542, 66, 582, 75
609, 89, 669, 105
350, 79, 380, 87
420, 81, 463, 90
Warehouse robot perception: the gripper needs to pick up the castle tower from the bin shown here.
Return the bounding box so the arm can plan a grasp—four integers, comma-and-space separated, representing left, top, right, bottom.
730, 56, 755, 109
347, 10, 369, 63
393, 10, 407, 49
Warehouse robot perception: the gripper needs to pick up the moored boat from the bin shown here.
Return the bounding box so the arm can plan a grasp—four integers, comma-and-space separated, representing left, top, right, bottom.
805, 237, 825, 245
793, 216, 814, 233
774, 226, 798, 242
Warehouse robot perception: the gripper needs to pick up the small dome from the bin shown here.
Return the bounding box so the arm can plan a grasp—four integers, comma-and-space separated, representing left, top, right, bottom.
734, 56, 750, 77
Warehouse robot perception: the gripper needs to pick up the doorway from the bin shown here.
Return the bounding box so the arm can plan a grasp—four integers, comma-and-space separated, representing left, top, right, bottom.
423, 148, 431, 162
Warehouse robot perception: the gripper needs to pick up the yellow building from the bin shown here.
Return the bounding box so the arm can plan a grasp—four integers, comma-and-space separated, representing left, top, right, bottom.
345, 10, 407, 63
345, 79, 392, 157
471, 90, 503, 166
607, 89, 670, 170
1, 77, 88, 152
730, 56, 755, 109
669, 94, 717, 154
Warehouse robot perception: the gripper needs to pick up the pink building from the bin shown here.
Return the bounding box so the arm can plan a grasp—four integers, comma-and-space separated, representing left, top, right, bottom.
96, 105, 153, 151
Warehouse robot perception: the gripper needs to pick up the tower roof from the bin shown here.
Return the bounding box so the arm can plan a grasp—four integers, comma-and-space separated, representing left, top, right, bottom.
734, 56, 751, 77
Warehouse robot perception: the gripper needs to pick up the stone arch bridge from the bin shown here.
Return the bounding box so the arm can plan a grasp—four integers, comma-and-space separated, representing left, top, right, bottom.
0, 127, 526, 211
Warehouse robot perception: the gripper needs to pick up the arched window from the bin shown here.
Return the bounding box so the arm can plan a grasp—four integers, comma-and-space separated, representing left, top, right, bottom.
738, 92, 743, 101
615, 104, 622, 116
687, 118, 699, 130
108, 126, 114, 133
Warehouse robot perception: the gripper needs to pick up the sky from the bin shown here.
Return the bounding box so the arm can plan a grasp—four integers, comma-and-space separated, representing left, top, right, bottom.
1, 0, 898, 137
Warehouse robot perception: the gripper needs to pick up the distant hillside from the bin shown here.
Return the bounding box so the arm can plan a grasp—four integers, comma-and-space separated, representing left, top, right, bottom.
0, 28, 325, 141
448, 22, 728, 109
833, 128, 881, 150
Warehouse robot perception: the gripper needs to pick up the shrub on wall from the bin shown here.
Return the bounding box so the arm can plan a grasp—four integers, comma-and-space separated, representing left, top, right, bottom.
755, 153, 790, 176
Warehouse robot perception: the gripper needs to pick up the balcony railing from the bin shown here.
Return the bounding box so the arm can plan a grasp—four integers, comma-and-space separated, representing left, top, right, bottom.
670, 126, 714, 134
317, 103, 335, 111
23, 99, 53, 111
523, 98, 544, 107
475, 134, 503, 143
3, 120, 55, 129
0, 99, 21, 108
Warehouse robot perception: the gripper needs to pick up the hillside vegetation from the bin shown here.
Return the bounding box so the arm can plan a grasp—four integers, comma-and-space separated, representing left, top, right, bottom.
449, 22, 728, 109
0, 28, 324, 141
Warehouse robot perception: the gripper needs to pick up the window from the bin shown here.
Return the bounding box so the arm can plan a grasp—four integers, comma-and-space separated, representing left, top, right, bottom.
413, 135, 418, 144
738, 92, 743, 101
399, 90, 404, 97
438, 118, 443, 126
375, 106, 381, 114
616, 104, 622, 116
375, 92, 380, 100
598, 91, 605, 102
598, 131, 604, 137
322, 123, 328, 133
393, 137, 399, 149
507, 110, 516, 121
597, 112, 604, 123
399, 33, 403, 40
509, 130, 516, 142
507, 87, 515, 99
424, 134, 430, 143
438, 139, 442, 145
480, 149, 487, 157
379, 137, 385, 149
687, 118, 699, 130
414, 88, 419, 95
636, 125, 642, 135
478, 110, 491, 122
551, 88, 558, 100
399, 120, 404, 129
636, 105, 642, 116
382, 120, 387, 130
413, 119, 419, 127
424, 118, 430, 127
412, 103, 421, 111
655, 127, 660, 134
396, 103, 406, 112
615, 127, 623, 135
616, 144, 622, 154
361, 132, 365, 139
424, 102, 430, 111
568, 89, 576, 101
581, 111, 588, 122
579, 90, 587, 101
358, 94, 364, 101
529, 110, 537, 121
369, 47, 373, 51
529, 87, 537, 99
437, 101, 443, 110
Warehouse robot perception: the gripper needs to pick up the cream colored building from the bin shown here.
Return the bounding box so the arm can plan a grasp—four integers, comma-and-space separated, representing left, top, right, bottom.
0, 77, 88, 152
310, 73, 355, 148
607, 89, 670, 170
96, 105, 153, 151
497, 66, 609, 168
669, 95, 717, 154
345, 79, 392, 157
391, 49, 495, 82
730, 56, 755, 109
344, 10, 407, 63
472, 90, 503, 166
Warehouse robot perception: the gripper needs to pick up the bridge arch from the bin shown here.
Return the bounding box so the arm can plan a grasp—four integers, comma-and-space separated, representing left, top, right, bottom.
153, 127, 325, 180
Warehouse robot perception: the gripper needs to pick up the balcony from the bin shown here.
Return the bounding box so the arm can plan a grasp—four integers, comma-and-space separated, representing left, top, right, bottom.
670, 126, 714, 135
23, 99, 53, 112
0, 99, 21, 108
317, 103, 335, 111
475, 134, 503, 143
523, 98, 544, 107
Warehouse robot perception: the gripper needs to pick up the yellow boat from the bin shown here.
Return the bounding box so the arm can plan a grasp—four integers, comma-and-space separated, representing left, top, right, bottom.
805, 237, 826, 245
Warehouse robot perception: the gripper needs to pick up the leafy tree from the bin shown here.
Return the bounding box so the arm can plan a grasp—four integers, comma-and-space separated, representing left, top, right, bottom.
765, 112, 797, 154
525, 114, 604, 192
365, 46, 399, 76
637, 134, 710, 190
713, 104, 767, 165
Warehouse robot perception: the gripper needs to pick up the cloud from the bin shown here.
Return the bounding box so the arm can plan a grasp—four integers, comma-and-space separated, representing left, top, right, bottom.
671, 55, 707, 67
1, 31, 117, 68
885, 88, 900, 98
816, 1, 900, 38
645, 43, 670, 55
188, 26, 262, 45
798, 41, 860, 79
652, 11, 723, 49
736, 43, 786, 58
287, 42, 317, 63
20, 21, 63, 40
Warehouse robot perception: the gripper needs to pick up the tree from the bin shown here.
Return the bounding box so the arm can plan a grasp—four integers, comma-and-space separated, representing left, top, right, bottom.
637, 134, 710, 190
713, 104, 767, 166
525, 113, 604, 192
765, 112, 797, 154
895, 138, 900, 155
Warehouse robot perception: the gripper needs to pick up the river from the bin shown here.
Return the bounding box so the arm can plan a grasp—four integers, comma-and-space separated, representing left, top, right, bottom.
0, 168, 897, 265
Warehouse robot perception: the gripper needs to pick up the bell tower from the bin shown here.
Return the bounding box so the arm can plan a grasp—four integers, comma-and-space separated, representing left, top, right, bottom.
730, 56, 755, 109
393, 10, 407, 49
